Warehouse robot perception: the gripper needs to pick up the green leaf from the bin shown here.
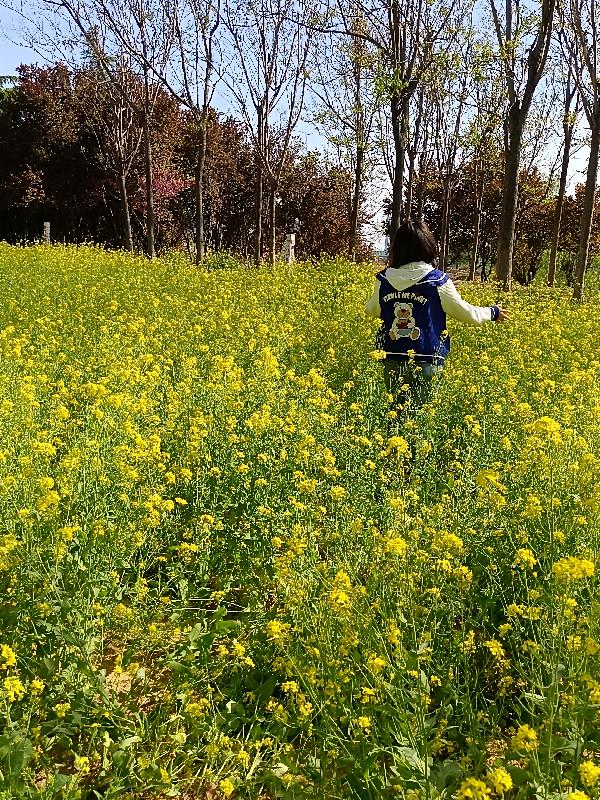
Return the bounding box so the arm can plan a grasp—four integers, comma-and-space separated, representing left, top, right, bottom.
0, 736, 33, 777
115, 736, 142, 750
52, 772, 71, 790
395, 746, 426, 775
165, 660, 192, 674
432, 759, 462, 789
506, 765, 532, 786
188, 622, 206, 642
255, 675, 278, 701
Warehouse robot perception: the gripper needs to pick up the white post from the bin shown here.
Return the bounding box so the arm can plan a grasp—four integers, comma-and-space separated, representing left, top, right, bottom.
285, 233, 295, 264
43, 222, 50, 244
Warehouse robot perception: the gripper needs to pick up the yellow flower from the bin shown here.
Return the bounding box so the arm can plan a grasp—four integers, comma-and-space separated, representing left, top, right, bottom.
32, 441, 56, 456
0, 644, 16, 669
437, 530, 463, 552
329, 485, 347, 501
387, 621, 402, 649
328, 587, 351, 612
487, 767, 512, 793
385, 536, 408, 557
366, 654, 387, 674
513, 548, 536, 570
587, 638, 600, 656
360, 686, 377, 704
74, 755, 90, 774
528, 416, 561, 436
333, 570, 352, 589
580, 761, 600, 788
265, 620, 290, 645
298, 697, 313, 717
484, 640, 505, 660
0, 534, 19, 571
475, 468, 506, 493
553, 557, 595, 581
462, 630, 476, 653
563, 597, 578, 619
186, 698, 210, 717
454, 566, 473, 589
112, 603, 135, 622
455, 777, 492, 800
511, 724, 538, 752
387, 496, 404, 510
219, 778, 235, 797
231, 640, 245, 658
522, 494, 542, 519
3, 675, 25, 702
355, 715, 371, 732
54, 701, 71, 718
383, 436, 410, 457
159, 767, 171, 785
298, 478, 317, 494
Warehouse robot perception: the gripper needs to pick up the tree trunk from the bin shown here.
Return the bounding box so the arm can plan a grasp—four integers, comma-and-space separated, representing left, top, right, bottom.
547, 119, 574, 286
469, 168, 484, 281
416, 179, 425, 219
268, 184, 277, 266
349, 47, 364, 260
118, 170, 133, 252
495, 106, 523, 290
390, 93, 409, 235
405, 151, 415, 221
442, 187, 452, 267
141, 109, 155, 259
574, 115, 600, 301
254, 159, 263, 267
349, 144, 364, 258
405, 87, 424, 222
195, 119, 208, 266
439, 176, 451, 267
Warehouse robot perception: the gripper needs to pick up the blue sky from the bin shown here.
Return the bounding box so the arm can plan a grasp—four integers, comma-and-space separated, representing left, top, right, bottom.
0, 6, 38, 75
0, 40, 36, 77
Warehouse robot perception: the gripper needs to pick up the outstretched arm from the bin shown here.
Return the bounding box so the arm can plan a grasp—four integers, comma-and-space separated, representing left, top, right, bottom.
439, 279, 508, 324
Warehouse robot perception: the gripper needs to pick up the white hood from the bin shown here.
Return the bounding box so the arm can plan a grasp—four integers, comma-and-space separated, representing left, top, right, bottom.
381, 262, 434, 290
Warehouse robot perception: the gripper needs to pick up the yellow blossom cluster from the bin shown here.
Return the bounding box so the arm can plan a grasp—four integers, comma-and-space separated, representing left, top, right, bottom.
552, 557, 595, 581
2, 245, 600, 799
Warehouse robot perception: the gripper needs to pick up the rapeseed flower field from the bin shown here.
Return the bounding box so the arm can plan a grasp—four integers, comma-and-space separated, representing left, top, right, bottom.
1, 243, 600, 800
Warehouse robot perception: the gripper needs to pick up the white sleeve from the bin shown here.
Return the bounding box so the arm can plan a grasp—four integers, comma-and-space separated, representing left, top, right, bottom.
439, 279, 493, 324
365, 280, 381, 318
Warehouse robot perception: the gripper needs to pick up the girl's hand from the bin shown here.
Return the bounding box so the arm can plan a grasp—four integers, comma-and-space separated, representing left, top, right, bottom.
496, 306, 509, 322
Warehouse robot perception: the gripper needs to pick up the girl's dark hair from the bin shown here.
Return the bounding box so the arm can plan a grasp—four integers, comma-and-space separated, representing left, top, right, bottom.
389, 219, 437, 267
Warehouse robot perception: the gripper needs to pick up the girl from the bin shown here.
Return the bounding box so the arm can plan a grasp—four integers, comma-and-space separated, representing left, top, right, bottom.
366, 219, 508, 407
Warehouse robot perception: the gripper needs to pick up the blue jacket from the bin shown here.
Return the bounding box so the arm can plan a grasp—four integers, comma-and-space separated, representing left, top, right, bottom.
375, 269, 451, 364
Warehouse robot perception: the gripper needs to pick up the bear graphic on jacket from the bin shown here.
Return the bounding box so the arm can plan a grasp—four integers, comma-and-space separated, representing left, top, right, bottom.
389, 302, 420, 342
